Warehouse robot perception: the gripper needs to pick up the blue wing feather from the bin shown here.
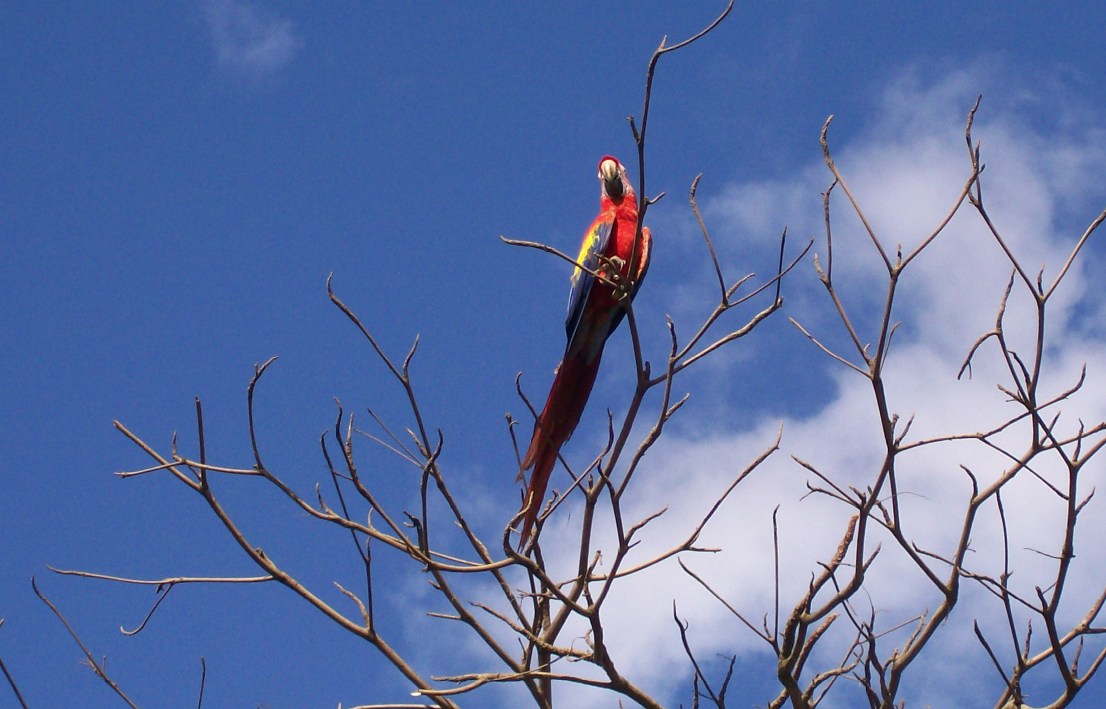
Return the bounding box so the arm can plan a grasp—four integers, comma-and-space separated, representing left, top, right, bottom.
564, 216, 613, 346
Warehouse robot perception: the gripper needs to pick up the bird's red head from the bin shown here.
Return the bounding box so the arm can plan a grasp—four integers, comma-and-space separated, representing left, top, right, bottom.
598, 155, 627, 201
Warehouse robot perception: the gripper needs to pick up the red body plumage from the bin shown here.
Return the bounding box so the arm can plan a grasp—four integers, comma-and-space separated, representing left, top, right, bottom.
517, 156, 651, 548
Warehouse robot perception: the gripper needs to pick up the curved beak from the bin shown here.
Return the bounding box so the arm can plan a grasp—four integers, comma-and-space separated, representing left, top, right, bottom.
599, 158, 624, 199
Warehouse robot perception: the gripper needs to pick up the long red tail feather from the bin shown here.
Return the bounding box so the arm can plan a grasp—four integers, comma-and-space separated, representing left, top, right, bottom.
517, 351, 602, 546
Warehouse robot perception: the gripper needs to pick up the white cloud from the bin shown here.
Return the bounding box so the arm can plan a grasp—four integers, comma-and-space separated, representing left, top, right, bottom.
529, 64, 1106, 707
202, 0, 302, 81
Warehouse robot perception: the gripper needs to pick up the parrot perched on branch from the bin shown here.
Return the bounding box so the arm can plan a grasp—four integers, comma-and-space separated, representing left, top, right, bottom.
516, 155, 652, 547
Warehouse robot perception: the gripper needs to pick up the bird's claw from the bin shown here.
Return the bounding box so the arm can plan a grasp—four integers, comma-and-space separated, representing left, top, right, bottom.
600, 256, 633, 299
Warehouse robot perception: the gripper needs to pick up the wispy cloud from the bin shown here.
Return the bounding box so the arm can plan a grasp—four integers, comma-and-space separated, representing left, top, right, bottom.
202, 0, 302, 82
531, 64, 1106, 707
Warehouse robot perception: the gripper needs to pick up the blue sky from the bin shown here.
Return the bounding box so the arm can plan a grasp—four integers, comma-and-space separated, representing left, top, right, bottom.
4, 2, 1106, 707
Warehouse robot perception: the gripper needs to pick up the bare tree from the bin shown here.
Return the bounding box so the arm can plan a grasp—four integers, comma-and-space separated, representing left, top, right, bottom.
12, 4, 1106, 708
674, 101, 1106, 709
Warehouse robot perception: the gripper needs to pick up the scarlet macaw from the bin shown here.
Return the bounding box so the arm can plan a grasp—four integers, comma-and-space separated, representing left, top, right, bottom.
517, 155, 652, 547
